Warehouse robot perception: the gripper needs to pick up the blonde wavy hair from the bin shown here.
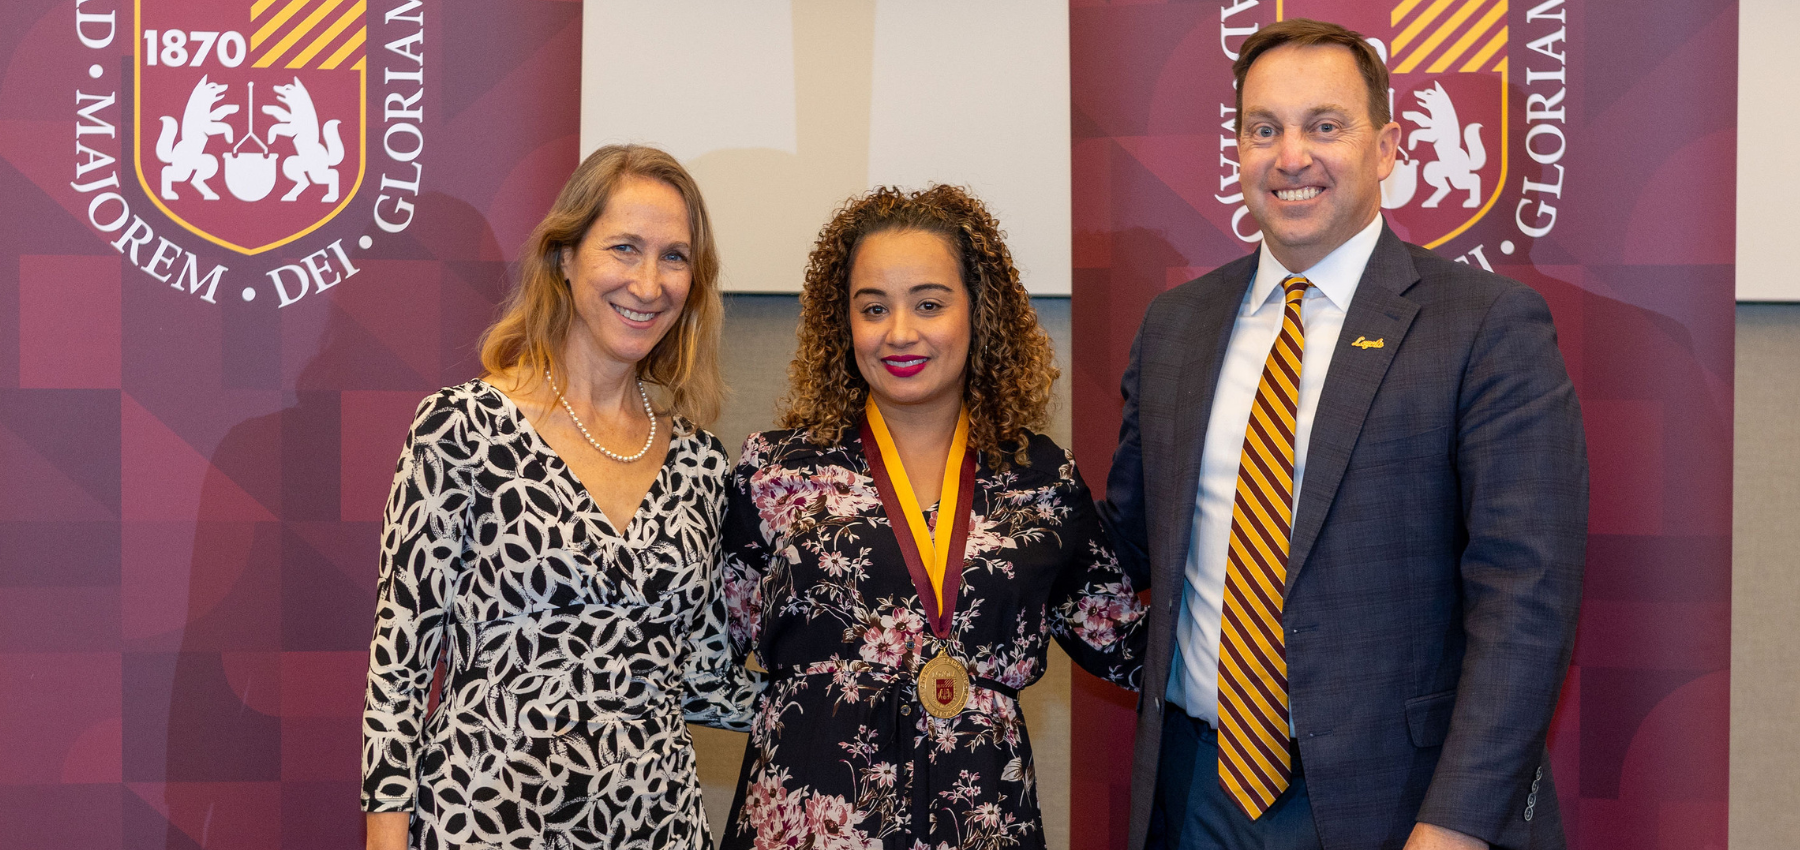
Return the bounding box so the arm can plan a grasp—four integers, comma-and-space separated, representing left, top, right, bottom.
479, 144, 724, 424
779, 185, 1057, 470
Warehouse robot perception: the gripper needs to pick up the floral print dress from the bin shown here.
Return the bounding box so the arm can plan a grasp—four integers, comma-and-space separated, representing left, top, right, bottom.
720, 427, 1147, 850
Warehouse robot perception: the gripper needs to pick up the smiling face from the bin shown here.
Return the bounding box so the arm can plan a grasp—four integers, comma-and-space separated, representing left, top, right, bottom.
848, 228, 972, 417
560, 175, 693, 372
1238, 43, 1400, 272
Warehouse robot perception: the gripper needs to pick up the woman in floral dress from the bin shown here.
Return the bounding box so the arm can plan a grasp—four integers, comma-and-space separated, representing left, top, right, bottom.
720, 185, 1147, 850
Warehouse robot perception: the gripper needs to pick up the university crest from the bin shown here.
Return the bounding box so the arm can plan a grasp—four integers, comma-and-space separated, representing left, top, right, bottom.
134, 0, 366, 255
1282, 0, 1509, 249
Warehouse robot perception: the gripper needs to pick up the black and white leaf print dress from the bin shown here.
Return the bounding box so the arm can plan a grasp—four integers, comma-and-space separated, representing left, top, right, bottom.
361, 381, 761, 850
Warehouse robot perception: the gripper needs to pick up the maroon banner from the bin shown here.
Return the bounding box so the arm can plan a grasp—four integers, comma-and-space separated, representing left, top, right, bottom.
1070, 1, 1734, 848
0, 0, 581, 846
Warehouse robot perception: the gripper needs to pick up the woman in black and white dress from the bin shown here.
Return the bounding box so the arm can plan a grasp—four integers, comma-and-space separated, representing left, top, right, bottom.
361, 144, 760, 850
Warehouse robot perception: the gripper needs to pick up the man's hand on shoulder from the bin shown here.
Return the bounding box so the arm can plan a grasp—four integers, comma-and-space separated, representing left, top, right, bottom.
1405, 822, 1488, 850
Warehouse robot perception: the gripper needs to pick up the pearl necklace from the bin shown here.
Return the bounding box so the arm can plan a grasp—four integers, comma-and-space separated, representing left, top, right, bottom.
545, 370, 656, 463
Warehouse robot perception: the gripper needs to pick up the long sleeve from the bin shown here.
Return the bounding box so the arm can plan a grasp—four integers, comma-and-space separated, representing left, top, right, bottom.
718, 434, 774, 671
1097, 326, 1154, 589
681, 485, 766, 730
360, 395, 470, 813
1414, 283, 1587, 843
1049, 449, 1149, 692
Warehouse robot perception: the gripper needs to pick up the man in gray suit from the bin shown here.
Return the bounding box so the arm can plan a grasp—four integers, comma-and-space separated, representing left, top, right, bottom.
1100, 18, 1586, 850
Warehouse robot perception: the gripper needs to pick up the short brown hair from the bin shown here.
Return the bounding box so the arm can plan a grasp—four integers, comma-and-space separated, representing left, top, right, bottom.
479, 144, 725, 425
778, 185, 1057, 470
1233, 18, 1391, 133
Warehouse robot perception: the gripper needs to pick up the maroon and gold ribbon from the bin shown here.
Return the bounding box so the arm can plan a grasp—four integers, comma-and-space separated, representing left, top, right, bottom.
858, 399, 977, 638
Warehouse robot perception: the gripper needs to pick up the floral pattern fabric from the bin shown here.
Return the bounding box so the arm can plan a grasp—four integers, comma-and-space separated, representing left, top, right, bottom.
360, 381, 760, 849
720, 427, 1147, 850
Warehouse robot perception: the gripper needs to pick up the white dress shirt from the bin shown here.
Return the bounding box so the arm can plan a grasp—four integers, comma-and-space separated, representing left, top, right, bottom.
1165, 213, 1386, 726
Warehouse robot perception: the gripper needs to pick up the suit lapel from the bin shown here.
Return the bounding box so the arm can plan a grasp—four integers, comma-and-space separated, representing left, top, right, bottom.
1284, 227, 1419, 593
1160, 255, 1256, 591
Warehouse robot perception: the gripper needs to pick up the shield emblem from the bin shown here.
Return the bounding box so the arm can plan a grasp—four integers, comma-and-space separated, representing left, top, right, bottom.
134, 0, 366, 255
1281, 1, 1509, 249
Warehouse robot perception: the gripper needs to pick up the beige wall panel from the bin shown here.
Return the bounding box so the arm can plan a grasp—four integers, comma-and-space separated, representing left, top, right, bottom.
1738, 0, 1800, 301
1731, 304, 1800, 849
581, 0, 1071, 294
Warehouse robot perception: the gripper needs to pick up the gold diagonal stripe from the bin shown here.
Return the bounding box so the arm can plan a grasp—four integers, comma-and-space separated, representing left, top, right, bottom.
1222, 646, 1286, 716
1245, 418, 1295, 484
1247, 411, 1296, 478
1251, 390, 1296, 447
1392, 0, 1427, 26
1428, 0, 1507, 72
252, 0, 282, 19
1240, 444, 1294, 521
1236, 460, 1292, 532
1240, 421, 1291, 488
1220, 650, 1285, 728
289, 0, 365, 68
1220, 753, 1277, 812
1220, 721, 1285, 790
1230, 498, 1288, 578
1222, 578, 1286, 667
1272, 337, 1303, 387
1221, 719, 1285, 812
255, 0, 345, 67
1223, 580, 1286, 664
1221, 645, 1289, 724
1279, 326, 1304, 361
1263, 368, 1301, 416
1493, 55, 1507, 73
1228, 523, 1286, 601
320, 26, 366, 69
1392, 0, 1457, 52
1460, 26, 1508, 72
1274, 330, 1303, 375
1224, 579, 1287, 670
1224, 549, 1284, 639
1221, 670, 1290, 748
1220, 716, 1286, 788
1219, 689, 1290, 774
1227, 524, 1286, 601
1396, 0, 1489, 73
1236, 498, 1291, 575
252, 0, 314, 49
1226, 548, 1286, 627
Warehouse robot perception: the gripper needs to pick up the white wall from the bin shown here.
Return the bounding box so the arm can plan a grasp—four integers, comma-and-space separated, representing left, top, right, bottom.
1737, 0, 1798, 301
581, 0, 1072, 295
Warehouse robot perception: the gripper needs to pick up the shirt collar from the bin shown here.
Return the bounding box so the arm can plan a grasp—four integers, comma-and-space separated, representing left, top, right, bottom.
1246, 212, 1386, 315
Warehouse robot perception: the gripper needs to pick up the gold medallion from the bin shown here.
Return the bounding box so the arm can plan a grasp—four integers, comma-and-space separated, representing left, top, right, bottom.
918, 650, 970, 718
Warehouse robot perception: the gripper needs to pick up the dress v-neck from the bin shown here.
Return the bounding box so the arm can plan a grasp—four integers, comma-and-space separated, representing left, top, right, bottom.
478, 379, 672, 541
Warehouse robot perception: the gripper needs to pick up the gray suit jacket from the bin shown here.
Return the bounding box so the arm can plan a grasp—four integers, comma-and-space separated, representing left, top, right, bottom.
1101, 226, 1586, 850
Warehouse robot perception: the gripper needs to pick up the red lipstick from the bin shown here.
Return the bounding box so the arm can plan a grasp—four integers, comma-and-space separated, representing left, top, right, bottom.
881, 356, 928, 378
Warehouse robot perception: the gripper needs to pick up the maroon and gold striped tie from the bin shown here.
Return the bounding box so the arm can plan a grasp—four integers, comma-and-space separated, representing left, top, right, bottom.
1218, 274, 1309, 818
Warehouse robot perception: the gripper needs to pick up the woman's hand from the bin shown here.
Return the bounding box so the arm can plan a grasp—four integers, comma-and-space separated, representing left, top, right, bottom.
366, 812, 409, 850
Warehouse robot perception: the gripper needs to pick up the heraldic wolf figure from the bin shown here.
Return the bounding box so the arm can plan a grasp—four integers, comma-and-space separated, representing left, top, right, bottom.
157, 75, 238, 201
1403, 81, 1487, 209
264, 77, 345, 203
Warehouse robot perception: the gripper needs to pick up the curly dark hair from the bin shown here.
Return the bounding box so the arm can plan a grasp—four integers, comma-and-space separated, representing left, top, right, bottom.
778, 184, 1058, 470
